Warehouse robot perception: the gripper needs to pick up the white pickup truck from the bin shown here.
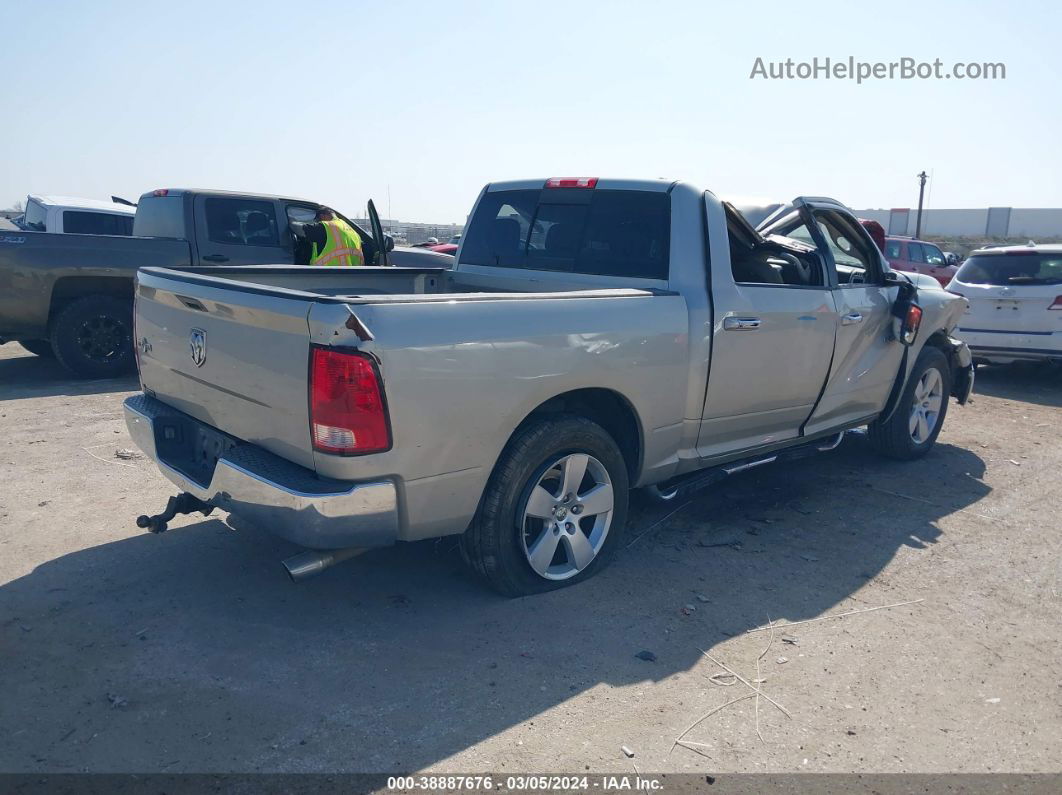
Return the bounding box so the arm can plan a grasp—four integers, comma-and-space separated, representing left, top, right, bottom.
124, 178, 974, 595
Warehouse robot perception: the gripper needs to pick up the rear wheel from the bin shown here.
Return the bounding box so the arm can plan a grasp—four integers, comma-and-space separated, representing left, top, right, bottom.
461, 415, 629, 596
868, 346, 951, 460
50, 295, 135, 378
19, 339, 54, 358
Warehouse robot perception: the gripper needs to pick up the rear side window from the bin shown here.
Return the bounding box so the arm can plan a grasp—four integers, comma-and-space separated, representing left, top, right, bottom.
906, 242, 926, 263
461, 188, 670, 280
133, 196, 185, 239
63, 211, 133, 235
885, 241, 903, 258
956, 254, 1062, 286
204, 198, 279, 247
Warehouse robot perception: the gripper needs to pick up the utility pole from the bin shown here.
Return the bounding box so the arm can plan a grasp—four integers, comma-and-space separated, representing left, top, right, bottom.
915, 171, 928, 238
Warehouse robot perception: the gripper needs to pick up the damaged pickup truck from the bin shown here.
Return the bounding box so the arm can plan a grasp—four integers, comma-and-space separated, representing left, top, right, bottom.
124, 178, 974, 595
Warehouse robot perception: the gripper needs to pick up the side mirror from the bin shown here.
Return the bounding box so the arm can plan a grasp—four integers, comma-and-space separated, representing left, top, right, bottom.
384, 234, 395, 253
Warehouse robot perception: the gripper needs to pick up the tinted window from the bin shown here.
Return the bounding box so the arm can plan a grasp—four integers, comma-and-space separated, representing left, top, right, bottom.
205, 198, 279, 247
956, 254, 1062, 286
24, 200, 47, 231
906, 242, 926, 263
461, 189, 670, 280
133, 196, 185, 239
63, 211, 133, 235
885, 240, 903, 259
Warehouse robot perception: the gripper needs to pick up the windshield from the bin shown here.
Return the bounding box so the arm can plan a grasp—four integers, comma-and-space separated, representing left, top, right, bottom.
956, 253, 1062, 286
23, 199, 47, 231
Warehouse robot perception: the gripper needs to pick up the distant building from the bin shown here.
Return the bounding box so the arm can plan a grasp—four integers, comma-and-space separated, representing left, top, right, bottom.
353, 218, 463, 246
854, 207, 1062, 239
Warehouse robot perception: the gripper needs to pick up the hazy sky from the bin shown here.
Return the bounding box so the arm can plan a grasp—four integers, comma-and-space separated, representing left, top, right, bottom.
3, 0, 1059, 222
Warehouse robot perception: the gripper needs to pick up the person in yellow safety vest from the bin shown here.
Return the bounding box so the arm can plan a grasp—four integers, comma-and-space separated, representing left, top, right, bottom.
294, 208, 365, 266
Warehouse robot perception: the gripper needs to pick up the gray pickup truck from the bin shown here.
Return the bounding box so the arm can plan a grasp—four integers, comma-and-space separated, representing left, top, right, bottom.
0, 188, 451, 377
124, 177, 974, 595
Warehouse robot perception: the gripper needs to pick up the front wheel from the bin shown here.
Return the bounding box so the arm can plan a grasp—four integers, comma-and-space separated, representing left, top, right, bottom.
461, 415, 629, 596
868, 346, 951, 460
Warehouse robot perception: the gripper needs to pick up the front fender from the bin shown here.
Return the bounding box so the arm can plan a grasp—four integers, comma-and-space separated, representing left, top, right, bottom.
879, 333, 974, 423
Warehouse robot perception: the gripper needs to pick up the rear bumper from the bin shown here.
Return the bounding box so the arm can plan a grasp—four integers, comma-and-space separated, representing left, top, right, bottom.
124, 394, 399, 549
958, 328, 1062, 363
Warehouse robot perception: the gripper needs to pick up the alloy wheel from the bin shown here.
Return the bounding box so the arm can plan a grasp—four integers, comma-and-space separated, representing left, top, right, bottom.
520, 453, 614, 581
909, 367, 944, 444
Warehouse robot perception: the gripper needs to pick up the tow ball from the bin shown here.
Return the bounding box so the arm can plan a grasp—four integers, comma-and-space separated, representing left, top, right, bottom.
136, 493, 215, 534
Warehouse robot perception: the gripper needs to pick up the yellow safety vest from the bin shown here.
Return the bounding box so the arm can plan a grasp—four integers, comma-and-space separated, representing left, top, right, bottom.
311, 218, 364, 266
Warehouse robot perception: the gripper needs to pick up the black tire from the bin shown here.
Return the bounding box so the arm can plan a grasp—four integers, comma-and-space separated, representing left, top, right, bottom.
49, 295, 135, 379
868, 346, 951, 460
461, 414, 630, 597
19, 339, 55, 358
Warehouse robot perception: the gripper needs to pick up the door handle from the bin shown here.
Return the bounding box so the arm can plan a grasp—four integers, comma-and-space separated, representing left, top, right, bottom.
842, 312, 864, 325
723, 316, 761, 330
202, 254, 229, 263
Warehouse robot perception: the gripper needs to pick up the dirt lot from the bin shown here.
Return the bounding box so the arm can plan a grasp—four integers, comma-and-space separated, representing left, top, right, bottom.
0, 343, 1059, 775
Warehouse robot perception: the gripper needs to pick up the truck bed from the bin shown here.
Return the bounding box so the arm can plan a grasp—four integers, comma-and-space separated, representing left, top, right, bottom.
133, 264, 687, 541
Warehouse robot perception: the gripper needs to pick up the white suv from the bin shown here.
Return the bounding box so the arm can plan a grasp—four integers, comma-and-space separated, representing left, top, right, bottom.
950, 244, 1062, 364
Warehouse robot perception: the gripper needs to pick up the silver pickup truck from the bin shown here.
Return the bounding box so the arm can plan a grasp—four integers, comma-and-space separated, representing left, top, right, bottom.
124, 178, 974, 595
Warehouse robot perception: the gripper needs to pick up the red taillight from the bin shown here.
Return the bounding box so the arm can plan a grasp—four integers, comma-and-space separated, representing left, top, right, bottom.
1049, 296, 1062, 310
544, 177, 598, 189
152, 189, 169, 197
310, 346, 390, 455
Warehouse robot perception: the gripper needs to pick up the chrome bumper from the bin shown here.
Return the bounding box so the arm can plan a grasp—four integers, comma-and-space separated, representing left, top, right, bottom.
123, 394, 399, 549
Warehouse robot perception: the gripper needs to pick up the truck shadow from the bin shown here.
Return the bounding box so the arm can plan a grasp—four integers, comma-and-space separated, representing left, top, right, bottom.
0, 435, 989, 772
0, 346, 138, 400
972, 361, 1062, 408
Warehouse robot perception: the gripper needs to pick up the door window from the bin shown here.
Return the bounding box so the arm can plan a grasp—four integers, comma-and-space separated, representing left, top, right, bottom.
922, 243, 946, 265
813, 210, 882, 285
204, 199, 279, 247
885, 240, 903, 259
906, 242, 927, 264
732, 209, 825, 287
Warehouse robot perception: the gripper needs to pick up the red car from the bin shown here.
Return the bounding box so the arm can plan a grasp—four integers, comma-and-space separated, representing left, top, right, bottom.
884, 236, 958, 287
429, 243, 458, 256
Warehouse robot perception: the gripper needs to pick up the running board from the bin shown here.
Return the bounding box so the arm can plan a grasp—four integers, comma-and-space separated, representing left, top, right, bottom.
647, 431, 846, 502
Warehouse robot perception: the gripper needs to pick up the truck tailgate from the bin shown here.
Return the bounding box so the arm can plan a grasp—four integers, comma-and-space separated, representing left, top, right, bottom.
135, 269, 316, 470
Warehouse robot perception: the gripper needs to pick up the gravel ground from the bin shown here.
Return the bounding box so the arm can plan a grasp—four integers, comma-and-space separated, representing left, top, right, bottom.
0, 343, 1059, 774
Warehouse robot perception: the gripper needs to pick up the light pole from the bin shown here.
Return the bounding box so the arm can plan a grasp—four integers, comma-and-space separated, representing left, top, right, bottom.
915, 171, 928, 238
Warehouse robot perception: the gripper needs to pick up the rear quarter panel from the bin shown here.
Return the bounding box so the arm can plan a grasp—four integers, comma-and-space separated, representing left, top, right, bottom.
307, 293, 690, 540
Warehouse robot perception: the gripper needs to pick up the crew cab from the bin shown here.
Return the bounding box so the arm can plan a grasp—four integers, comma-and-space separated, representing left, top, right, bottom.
0, 189, 451, 376
123, 178, 974, 596
950, 243, 1062, 364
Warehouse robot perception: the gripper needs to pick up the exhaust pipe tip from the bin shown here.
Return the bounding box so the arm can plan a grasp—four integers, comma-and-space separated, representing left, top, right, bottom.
282, 547, 364, 583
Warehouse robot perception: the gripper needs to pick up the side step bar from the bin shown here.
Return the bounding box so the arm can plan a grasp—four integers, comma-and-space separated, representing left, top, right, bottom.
644, 431, 846, 503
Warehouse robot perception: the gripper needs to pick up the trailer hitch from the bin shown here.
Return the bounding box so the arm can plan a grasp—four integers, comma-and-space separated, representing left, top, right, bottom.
136, 492, 215, 534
